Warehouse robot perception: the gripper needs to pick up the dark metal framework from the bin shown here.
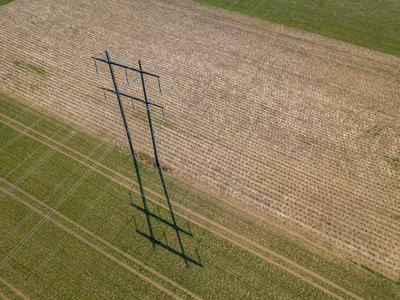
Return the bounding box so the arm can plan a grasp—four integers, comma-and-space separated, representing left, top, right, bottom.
92, 51, 201, 267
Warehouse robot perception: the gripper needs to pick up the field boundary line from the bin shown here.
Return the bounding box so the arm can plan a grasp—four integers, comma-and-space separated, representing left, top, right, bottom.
0, 276, 29, 300
1, 187, 189, 300
0, 114, 362, 299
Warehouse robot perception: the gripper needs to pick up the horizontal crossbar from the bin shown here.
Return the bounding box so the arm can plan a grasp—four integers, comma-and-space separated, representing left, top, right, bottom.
101, 87, 164, 110
131, 203, 192, 236
92, 57, 159, 78
136, 230, 202, 267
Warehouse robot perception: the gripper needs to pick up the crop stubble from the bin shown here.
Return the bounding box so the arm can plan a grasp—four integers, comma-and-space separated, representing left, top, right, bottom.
0, 0, 399, 279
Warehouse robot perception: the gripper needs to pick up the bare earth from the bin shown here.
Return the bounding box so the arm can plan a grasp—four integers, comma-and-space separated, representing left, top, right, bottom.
0, 0, 399, 279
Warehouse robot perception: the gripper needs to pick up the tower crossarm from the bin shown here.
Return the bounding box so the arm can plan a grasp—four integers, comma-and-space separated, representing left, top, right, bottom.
101, 87, 164, 110
92, 56, 160, 78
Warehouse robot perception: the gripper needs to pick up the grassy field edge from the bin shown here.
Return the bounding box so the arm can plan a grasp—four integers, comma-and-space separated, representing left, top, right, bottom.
0, 0, 12, 7
194, 0, 400, 57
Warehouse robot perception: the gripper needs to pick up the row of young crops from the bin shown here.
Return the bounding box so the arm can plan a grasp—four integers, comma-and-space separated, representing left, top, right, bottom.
0, 0, 399, 280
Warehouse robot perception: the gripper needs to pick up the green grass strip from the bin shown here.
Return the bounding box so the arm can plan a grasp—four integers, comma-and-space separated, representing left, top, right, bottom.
0, 0, 12, 6
195, 0, 400, 57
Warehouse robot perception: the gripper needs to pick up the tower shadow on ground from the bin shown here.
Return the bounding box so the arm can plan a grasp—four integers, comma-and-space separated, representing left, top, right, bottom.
93, 50, 202, 268
129, 193, 202, 267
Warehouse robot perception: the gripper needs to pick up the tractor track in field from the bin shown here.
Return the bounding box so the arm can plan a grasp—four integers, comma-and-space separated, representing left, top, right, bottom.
0, 114, 362, 300
0, 186, 192, 300
0, 276, 29, 300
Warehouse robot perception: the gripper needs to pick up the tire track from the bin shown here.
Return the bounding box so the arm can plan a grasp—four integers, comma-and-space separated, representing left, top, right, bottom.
0, 113, 363, 299
0, 290, 10, 300
1, 183, 343, 300
1, 187, 189, 300
0, 276, 29, 300
0, 178, 202, 300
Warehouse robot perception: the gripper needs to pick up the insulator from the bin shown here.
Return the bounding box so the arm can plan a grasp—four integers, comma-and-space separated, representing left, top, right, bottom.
125, 68, 129, 84
94, 59, 99, 74
158, 77, 162, 94
103, 89, 107, 101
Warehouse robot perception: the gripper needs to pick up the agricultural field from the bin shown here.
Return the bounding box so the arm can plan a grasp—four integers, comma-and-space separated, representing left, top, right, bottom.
0, 0, 400, 298
1, 91, 399, 299
194, 0, 400, 57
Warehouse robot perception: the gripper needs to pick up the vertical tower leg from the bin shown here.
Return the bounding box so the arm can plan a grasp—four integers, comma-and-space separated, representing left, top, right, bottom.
105, 51, 155, 249
139, 60, 188, 266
